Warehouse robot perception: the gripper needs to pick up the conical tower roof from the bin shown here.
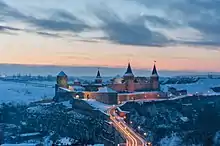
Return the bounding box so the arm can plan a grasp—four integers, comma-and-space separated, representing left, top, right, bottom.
152, 63, 158, 76
57, 71, 67, 77
96, 69, 101, 78
124, 62, 134, 76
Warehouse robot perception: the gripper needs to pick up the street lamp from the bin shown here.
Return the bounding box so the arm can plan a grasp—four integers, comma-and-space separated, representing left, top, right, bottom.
144, 132, 147, 136
130, 121, 132, 124
138, 126, 141, 129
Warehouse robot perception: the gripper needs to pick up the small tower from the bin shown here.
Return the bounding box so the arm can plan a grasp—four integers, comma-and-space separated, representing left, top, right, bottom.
56, 71, 68, 88
123, 62, 135, 92
95, 68, 102, 84
123, 62, 134, 80
74, 79, 81, 86
150, 62, 160, 90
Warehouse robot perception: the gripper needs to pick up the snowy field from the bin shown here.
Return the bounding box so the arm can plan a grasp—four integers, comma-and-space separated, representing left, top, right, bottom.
162, 79, 220, 95
0, 80, 54, 104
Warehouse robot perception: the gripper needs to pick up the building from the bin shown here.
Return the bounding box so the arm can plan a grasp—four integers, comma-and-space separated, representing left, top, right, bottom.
82, 69, 104, 91
83, 87, 118, 105
54, 62, 164, 104
108, 62, 160, 93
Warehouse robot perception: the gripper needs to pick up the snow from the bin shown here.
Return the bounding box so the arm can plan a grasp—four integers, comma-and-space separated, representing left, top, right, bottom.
213, 131, 220, 145
1, 144, 37, 146
0, 80, 54, 104
162, 79, 220, 95
159, 133, 182, 146
58, 87, 72, 92
20, 132, 40, 137
43, 136, 53, 146
118, 91, 159, 96
56, 137, 77, 145
97, 86, 117, 93
69, 85, 85, 92
88, 144, 104, 146
180, 116, 189, 122
74, 79, 80, 83
59, 137, 72, 145
26, 106, 45, 113
83, 99, 111, 112
60, 101, 72, 108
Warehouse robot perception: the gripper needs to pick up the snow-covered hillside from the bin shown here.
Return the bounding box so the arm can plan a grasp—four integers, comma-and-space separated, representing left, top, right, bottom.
0, 80, 54, 103
162, 79, 220, 95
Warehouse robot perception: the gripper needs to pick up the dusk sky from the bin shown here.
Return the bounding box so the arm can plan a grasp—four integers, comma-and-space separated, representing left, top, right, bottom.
0, 0, 220, 73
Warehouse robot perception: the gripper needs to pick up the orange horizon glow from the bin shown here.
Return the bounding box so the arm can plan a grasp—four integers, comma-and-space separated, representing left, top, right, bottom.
0, 32, 220, 72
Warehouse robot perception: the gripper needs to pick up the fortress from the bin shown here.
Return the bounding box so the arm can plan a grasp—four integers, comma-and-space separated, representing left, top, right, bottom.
109, 62, 160, 92
54, 63, 166, 104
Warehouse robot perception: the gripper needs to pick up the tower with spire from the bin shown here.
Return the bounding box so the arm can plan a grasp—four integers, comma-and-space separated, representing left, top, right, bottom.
123, 62, 134, 80
95, 68, 102, 84
123, 62, 135, 92
150, 61, 160, 90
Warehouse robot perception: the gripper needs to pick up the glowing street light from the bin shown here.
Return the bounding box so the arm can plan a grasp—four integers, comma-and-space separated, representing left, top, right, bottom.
144, 132, 147, 136
130, 121, 132, 124
75, 95, 79, 99
138, 126, 141, 129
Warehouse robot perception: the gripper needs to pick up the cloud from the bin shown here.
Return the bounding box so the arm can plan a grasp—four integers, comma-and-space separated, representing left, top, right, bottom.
135, 0, 220, 47
90, 4, 170, 46
27, 10, 90, 33
35, 32, 61, 38
1, 0, 220, 47
0, 25, 21, 35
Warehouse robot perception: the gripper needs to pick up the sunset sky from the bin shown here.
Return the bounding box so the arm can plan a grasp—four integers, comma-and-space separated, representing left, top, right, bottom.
0, 0, 220, 73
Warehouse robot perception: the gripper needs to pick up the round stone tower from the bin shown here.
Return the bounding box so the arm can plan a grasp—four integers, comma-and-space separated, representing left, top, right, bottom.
56, 71, 68, 88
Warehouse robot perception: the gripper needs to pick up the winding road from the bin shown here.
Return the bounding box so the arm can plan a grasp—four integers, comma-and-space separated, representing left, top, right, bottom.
108, 107, 151, 146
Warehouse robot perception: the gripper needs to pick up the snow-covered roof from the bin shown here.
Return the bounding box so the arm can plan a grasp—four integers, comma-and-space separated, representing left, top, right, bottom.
57, 71, 67, 77
74, 79, 80, 83
97, 87, 117, 93
58, 87, 72, 92
72, 85, 85, 90
113, 77, 123, 84
83, 99, 111, 113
